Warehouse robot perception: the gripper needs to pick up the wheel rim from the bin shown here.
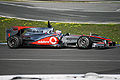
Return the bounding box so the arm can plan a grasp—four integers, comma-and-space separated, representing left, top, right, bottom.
8, 37, 17, 48
78, 37, 89, 48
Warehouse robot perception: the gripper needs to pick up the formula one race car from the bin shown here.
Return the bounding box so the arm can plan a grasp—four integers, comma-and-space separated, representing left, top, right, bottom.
6, 21, 116, 49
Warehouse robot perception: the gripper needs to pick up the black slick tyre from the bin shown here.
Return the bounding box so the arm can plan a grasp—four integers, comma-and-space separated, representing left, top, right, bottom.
7, 35, 22, 49
77, 36, 92, 49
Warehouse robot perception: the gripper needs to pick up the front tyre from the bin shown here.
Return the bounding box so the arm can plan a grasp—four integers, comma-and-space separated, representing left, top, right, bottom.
7, 36, 22, 48
77, 36, 92, 49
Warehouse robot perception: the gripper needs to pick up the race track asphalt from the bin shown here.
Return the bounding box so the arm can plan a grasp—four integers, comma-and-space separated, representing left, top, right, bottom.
0, 1, 120, 23
0, 45, 120, 75
0, 1, 120, 75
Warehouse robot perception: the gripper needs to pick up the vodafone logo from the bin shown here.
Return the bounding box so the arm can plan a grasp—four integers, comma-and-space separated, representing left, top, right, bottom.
38, 41, 49, 43
38, 37, 58, 45
49, 37, 57, 44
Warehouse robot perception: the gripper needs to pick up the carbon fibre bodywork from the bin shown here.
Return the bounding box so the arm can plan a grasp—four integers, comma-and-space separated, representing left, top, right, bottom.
6, 25, 115, 48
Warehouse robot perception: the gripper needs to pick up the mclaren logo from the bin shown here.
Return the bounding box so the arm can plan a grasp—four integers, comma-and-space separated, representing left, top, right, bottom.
38, 37, 57, 44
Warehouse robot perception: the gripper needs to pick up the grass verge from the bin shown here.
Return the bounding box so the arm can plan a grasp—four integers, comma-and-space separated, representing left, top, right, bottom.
0, 17, 120, 43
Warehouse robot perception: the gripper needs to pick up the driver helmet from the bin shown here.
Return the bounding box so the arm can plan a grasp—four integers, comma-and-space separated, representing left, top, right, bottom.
55, 30, 62, 34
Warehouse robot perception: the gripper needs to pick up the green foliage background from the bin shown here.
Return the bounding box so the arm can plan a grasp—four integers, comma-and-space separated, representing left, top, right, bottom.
0, 17, 120, 43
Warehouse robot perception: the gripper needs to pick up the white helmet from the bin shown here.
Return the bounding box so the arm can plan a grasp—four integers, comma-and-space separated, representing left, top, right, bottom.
55, 30, 61, 34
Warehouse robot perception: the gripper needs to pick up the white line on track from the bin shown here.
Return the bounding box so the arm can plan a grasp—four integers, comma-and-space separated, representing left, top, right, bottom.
0, 43, 7, 44
1, 59, 120, 62
1, 74, 120, 80
0, 2, 80, 11
0, 2, 119, 12
56, 12, 87, 17
1, 14, 120, 24
0, 2, 120, 24
0, 2, 34, 8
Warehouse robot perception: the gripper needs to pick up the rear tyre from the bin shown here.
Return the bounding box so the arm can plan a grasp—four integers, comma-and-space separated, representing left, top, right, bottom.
77, 36, 92, 49
112, 42, 116, 46
7, 35, 22, 48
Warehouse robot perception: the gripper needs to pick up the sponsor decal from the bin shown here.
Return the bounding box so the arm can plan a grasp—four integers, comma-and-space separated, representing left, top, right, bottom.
32, 37, 58, 45
8, 33, 10, 37
38, 41, 49, 43
49, 37, 57, 44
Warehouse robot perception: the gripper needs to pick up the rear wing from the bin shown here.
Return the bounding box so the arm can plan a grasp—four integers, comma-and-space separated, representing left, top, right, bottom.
6, 27, 18, 40
6, 26, 34, 40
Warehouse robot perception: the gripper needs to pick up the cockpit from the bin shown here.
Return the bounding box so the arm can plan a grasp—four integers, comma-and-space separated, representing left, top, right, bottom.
23, 27, 54, 35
